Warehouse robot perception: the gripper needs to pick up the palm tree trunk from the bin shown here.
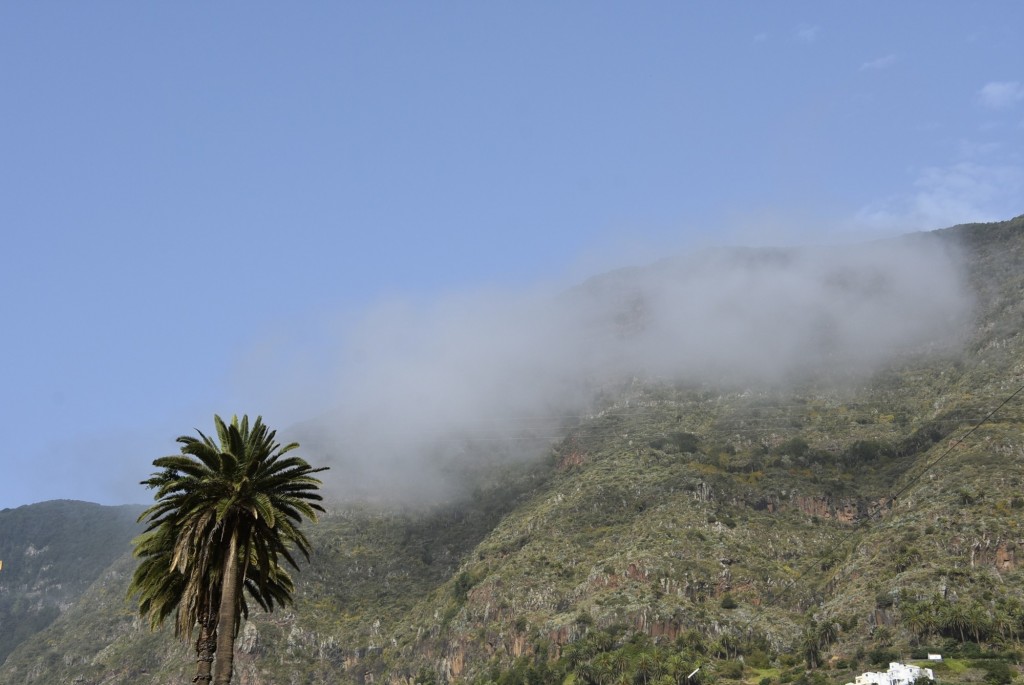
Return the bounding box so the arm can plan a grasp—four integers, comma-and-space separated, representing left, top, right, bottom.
193, 611, 217, 684
214, 529, 241, 685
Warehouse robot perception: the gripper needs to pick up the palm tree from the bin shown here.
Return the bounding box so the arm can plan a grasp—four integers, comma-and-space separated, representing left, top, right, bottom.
921, 596, 943, 640
1000, 598, 1023, 641
129, 519, 296, 683
611, 649, 631, 678
664, 654, 688, 685
941, 602, 969, 643
593, 652, 617, 685
816, 618, 839, 653
574, 659, 598, 685
636, 651, 660, 685
563, 643, 589, 674
900, 603, 928, 643
990, 607, 1013, 644
714, 632, 738, 660
129, 520, 220, 683
963, 603, 990, 644
134, 414, 327, 685
801, 623, 822, 670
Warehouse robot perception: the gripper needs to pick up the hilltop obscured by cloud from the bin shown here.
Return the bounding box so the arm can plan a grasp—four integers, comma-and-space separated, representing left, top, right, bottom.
285, 234, 972, 503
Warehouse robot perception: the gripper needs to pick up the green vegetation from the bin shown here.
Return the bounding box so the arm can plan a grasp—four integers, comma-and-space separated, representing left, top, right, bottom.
0, 500, 143, 663
2, 216, 1024, 684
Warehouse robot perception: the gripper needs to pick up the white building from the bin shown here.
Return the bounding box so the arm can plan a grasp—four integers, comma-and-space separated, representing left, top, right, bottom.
848, 662, 935, 685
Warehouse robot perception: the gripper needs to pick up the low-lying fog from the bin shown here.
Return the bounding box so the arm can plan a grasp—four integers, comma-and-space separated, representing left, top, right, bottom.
285, 233, 973, 503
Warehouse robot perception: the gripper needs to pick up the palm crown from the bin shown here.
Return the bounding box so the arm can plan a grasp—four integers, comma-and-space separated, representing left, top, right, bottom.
130, 414, 327, 685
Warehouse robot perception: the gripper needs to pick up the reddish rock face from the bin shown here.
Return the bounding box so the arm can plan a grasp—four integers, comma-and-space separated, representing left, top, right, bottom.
790, 495, 889, 523
557, 438, 587, 470
995, 543, 1017, 571
969, 540, 1019, 571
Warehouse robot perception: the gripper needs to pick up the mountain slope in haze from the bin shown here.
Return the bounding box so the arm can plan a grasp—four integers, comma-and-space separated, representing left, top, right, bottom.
1, 216, 1022, 684
0, 501, 143, 663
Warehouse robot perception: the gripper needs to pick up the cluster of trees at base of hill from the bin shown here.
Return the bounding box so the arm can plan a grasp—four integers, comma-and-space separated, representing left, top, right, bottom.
898, 594, 1024, 646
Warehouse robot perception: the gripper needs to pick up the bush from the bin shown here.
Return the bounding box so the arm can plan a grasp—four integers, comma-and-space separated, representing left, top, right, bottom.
972, 660, 1016, 685
775, 437, 809, 458
648, 432, 701, 453
721, 594, 738, 609
958, 489, 979, 506
843, 440, 892, 465
747, 649, 771, 669
869, 648, 898, 667
671, 432, 702, 453
718, 660, 744, 679
453, 570, 477, 602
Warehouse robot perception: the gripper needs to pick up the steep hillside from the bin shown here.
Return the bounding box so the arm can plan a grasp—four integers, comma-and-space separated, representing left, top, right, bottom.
0, 464, 548, 683
0, 500, 143, 663
374, 216, 1024, 682
2, 216, 1022, 685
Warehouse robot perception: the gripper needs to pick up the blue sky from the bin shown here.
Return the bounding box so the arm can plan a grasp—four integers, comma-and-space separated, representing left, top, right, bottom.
1, 3, 1022, 508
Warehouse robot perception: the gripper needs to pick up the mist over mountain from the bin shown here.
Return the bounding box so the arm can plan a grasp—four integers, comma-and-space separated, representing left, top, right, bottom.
300, 232, 972, 502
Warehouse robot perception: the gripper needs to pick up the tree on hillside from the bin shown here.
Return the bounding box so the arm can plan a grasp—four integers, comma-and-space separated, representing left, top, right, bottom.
942, 602, 970, 643
128, 516, 296, 683
900, 602, 929, 644
802, 617, 839, 669
129, 519, 220, 683
130, 414, 328, 685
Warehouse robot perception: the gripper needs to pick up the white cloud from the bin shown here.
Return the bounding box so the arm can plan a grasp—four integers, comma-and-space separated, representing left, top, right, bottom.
860, 54, 896, 71
292, 237, 971, 504
795, 24, 820, 43
978, 81, 1024, 109
856, 162, 1024, 231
